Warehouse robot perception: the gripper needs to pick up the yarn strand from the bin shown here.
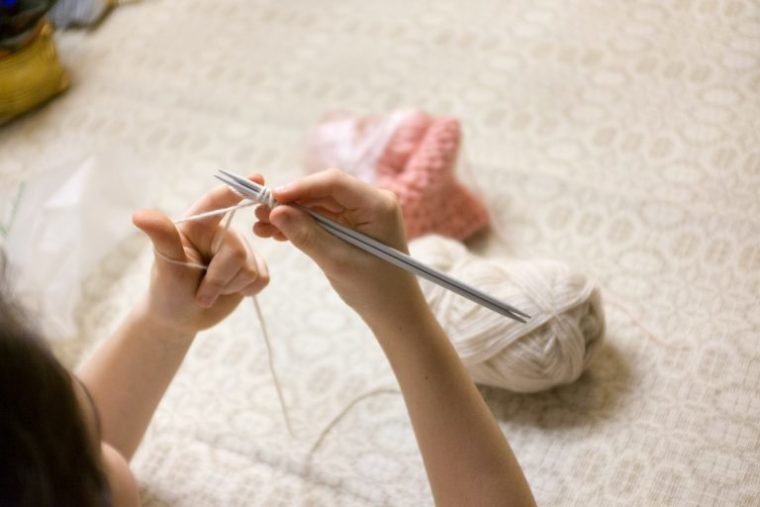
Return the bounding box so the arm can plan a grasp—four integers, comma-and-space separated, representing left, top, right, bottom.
173, 201, 255, 224
163, 199, 406, 450
159, 204, 296, 437
307, 387, 400, 459
252, 295, 295, 437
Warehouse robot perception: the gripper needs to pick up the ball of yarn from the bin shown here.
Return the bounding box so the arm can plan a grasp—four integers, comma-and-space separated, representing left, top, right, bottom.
409, 235, 605, 393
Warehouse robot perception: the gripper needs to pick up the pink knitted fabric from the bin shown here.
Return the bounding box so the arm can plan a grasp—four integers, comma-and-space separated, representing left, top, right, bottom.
305, 111, 490, 241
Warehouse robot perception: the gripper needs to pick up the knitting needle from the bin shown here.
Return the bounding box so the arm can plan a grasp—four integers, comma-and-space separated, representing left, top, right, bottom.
216, 170, 531, 323
215, 170, 531, 323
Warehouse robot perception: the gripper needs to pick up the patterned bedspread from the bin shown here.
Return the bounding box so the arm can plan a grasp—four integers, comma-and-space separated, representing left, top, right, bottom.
1, 1, 758, 505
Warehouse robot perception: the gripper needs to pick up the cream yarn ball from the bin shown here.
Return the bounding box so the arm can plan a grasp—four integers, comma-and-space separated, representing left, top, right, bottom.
409, 235, 605, 393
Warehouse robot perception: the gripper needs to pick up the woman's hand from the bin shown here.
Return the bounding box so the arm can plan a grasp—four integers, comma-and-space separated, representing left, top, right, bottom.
78, 176, 271, 466
132, 175, 269, 336
254, 169, 536, 506
252, 168, 425, 326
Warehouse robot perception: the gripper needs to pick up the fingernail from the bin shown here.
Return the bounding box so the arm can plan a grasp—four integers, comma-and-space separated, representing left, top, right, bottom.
273, 185, 290, 195
198, 295, 214, 308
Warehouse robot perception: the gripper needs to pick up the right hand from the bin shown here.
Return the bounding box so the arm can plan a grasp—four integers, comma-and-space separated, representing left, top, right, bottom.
252, 169, 427, 324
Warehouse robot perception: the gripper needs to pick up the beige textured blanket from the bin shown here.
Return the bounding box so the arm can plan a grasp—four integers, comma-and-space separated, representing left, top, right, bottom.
1, 1, 758, 505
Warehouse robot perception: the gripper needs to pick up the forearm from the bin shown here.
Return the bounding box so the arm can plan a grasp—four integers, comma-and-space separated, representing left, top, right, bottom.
364, 291, 535, 507
259, 170, 534, 504
77, 296, 196, 461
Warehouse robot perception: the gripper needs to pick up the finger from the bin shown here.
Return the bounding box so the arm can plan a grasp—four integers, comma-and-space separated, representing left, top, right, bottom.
240, 274, 269, 296
295, 197, 345, 214
253, 221, 289, 241
132, 209, 186, 262
224, 270, 259, 294
182, 174, 265, 249
220, 237, 265, 293
252, 248, 269, 282
186, 173, 265, 216
260, 199, 340, 224
195, 234, 247, 307
240, 249, 270, 296
240, 280, 263, 297
255, 204, 272, 223
253, 221, 278, 238
268, 205, 336, 265
209, 238, 270, 296
254, 204, 297, 238
272, 168, 376, 209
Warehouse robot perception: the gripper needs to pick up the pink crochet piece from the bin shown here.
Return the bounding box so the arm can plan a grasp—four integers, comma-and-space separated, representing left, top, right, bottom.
305, 111, 490, 241
375, 112, 489, 240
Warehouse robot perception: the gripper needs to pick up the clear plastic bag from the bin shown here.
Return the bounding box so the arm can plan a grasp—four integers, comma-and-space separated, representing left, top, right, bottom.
0, 148, 155, 339
303, 110, 412, 183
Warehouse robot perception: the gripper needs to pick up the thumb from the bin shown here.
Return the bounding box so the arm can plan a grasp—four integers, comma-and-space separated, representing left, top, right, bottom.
132, 209, 186, 261
269, 206, 333, 265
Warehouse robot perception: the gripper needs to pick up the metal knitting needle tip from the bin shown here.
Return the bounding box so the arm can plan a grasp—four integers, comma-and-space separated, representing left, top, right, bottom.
218, 170, 263, 193
215, 174, 261, 200
216, 171, 274, 206
214, 176, 247, 198
508, 306, 532, 320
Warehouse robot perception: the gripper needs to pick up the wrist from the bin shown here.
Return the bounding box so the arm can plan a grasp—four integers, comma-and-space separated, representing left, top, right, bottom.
359, 282, 439, 339
131, 297, 198, 344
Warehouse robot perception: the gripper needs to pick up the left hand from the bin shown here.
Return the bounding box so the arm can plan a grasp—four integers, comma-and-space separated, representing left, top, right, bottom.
132, 175, 269, 335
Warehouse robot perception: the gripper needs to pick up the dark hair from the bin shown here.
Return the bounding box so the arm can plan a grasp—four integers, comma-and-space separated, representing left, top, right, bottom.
0, 256, 111, 506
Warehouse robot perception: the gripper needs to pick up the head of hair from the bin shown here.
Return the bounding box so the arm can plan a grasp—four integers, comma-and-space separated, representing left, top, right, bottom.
0, 253, 110, 506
